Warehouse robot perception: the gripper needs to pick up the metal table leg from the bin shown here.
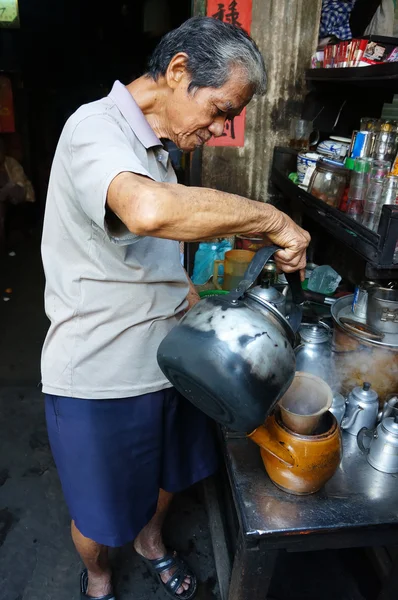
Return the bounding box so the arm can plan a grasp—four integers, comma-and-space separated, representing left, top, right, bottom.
228, 533, 278, 600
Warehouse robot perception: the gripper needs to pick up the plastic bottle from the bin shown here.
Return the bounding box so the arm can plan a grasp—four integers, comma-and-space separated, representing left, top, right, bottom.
307, 265, 342, 295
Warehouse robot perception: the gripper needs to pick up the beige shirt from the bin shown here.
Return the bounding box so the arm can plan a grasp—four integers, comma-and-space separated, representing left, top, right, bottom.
41, 81, 189, 399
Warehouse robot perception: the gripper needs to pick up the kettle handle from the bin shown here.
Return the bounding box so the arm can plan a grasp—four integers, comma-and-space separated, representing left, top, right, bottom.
226, 244, 304, 306
357, 427, 374, 455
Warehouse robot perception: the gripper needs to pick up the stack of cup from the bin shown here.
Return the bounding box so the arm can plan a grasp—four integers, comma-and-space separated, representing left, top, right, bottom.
362, 160, 391, 230
346, 158, 373, 221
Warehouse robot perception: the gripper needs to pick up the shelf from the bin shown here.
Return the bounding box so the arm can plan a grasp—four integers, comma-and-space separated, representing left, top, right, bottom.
306, 63, 398, 89
271, 147, 398, 275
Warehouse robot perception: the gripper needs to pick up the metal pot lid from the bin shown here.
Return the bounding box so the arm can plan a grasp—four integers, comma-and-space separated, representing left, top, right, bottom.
331, 392, 346, 407
245, 292, 296, 346
381, 416, 398, 435
351, 382, 378, 403
331, 295, 398, 348
339, 317, 384, 341
299, 324, 329, 343
249, 282, 285, 305
368, 286, 398, 303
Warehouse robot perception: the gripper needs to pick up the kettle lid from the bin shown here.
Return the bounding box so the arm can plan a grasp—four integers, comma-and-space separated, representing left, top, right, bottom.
249, 280, 285, 304
299, 324, 329, 344
382, 414, 398, 435
352, 382, 378, 403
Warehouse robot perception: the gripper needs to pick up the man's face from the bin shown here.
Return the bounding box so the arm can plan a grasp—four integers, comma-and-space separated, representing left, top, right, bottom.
165, 68, 254, 152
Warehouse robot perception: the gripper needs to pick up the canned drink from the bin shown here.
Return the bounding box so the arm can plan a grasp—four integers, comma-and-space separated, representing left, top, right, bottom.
352, 282, 378, 319
351, 131, 375, 158
352, 286, 368, 319
349, 130, 358, 156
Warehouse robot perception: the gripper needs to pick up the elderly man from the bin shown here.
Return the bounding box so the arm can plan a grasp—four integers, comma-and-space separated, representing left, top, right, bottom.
41, 16, 309, 600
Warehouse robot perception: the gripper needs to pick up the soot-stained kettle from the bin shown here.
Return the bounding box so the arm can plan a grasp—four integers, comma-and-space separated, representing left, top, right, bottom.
157, 245, 304, 432
358, 415, 398, 474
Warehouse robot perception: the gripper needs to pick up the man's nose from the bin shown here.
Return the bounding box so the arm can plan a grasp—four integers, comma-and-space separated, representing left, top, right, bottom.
208, 116, 227, 138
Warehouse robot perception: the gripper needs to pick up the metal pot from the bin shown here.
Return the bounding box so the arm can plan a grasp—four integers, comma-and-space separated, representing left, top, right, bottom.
357, 415, 398, 474
157, 245, 304, 433
367, 287, 398, 335
331, 295, 398, 403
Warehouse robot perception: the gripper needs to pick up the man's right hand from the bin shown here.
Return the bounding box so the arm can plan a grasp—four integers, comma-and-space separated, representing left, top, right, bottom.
264, 209, 311, 278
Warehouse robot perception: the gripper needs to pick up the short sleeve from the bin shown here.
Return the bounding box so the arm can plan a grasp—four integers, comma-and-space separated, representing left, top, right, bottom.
70, 113, 153, 245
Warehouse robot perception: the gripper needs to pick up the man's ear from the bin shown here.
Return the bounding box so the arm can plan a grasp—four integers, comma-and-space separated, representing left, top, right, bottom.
165, 53, 190, 90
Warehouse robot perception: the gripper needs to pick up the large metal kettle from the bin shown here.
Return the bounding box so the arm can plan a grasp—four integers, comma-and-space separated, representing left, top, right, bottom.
157, 245, 304, 432
357, 415, 398, 473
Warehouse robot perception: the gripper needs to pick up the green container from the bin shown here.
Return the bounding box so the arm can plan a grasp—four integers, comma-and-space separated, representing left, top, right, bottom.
199, 289, 229, 298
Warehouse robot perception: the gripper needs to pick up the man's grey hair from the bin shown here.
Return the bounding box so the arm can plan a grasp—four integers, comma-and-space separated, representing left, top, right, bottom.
146, 16, 266, 95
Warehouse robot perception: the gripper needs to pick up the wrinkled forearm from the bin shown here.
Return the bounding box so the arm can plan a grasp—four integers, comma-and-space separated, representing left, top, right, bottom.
108, 172, 283, 242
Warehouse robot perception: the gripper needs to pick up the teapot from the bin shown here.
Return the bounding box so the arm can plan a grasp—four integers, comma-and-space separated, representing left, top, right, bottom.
157, 245, 304, 433
295, 323, 333, 385
357, 415, 398, 474
341, 382, 379, 437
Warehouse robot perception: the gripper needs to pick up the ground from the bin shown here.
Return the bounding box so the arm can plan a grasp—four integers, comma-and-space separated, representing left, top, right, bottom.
0, 231, 219, 600
0, 229, 380, 600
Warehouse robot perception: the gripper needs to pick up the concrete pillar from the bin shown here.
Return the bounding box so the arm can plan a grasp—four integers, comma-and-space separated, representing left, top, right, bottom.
197, 0, 322, 201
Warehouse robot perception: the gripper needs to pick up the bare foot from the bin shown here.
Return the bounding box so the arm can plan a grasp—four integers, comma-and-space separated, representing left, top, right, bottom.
134, 535, 191, 595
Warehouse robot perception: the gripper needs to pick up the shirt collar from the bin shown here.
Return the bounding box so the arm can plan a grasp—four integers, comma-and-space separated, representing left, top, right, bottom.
108, 80, 161, 149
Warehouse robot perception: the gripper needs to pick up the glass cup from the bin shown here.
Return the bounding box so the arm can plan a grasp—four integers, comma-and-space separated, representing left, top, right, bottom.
289, 119, 319, 152
213, 249, 255, 291
370, 159, 391, 179
381, 175, 398, 205
360, 117, 380, 132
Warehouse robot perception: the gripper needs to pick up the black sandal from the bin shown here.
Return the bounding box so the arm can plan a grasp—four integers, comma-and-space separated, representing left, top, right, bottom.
80, 569, 116, 600
141, 551, 198, 599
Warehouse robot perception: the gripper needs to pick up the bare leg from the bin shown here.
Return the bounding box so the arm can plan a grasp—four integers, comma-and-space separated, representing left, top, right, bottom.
134, 489, 191, 594
71, 521, 113, 597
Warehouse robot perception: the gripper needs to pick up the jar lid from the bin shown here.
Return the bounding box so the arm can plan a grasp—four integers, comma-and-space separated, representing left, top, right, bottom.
316, 158, 347, 176
344, 157, 355, 170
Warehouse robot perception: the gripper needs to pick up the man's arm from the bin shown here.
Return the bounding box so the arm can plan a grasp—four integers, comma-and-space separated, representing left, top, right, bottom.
107, 172, 310, 274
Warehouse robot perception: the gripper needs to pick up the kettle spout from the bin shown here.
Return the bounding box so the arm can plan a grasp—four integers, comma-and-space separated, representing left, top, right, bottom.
341, 406, 362, 430
248, 425, 295, 467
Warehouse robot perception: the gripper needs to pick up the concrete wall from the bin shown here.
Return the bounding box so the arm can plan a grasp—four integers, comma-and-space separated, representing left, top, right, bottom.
197, 0, 322, 201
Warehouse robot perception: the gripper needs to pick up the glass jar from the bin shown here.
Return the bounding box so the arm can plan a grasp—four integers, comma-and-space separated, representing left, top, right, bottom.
308, 159, 348, 207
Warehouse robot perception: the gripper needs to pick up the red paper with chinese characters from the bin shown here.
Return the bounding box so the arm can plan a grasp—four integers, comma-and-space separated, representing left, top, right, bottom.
0, 76, 15, 133
206, 0, 253, 147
